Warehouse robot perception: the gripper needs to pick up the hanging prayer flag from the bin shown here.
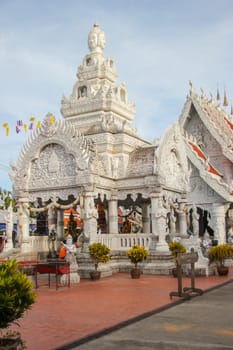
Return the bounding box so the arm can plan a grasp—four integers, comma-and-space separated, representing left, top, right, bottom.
23, 123, 28, 132
16, 125, 21, 133
36, 120, 41, 128
2, 123, 9, 136
17, 120, 23, 126
29, 116, 35, 122
49, 114, 55, 125
29, 116, 35, 130
29, 123, 33, 130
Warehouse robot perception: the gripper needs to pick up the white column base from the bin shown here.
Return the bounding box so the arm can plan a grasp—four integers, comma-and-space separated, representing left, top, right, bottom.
156, 241, 169, 252
20, 239, 32, 254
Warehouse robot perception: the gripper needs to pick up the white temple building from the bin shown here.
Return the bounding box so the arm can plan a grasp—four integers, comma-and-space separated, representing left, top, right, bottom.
1, 24, 232, 275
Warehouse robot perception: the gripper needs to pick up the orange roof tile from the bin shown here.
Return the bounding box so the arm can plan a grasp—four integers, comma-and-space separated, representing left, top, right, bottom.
188, 141, 223, 177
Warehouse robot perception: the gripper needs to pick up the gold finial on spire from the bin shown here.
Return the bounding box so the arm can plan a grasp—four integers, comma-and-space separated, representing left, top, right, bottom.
216, 88, 220, 101
223, 89, 229, 107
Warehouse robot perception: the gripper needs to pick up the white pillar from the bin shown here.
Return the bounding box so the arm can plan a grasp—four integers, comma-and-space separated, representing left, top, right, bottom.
17, 197, 30, 253
169, 208, 177, 239
48, 207, 57, 232
108, 192, 118, 234
150, 192, 169, 252
142, 202, 150, 233
211, 203, 226, 244
5, 204, 13, 250
57, 209, 64, 243
150, 193, 157, 236
83, 192, 97, 243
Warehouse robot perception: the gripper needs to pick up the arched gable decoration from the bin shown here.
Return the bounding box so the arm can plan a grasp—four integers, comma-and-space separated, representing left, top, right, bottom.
157, 122, 189, 192
10, 113, 96, 195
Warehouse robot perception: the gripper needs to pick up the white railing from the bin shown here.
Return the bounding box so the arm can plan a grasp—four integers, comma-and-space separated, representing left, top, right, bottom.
95, 233, 153, 250
29, 236, 49, 252
28, 233, 153, 252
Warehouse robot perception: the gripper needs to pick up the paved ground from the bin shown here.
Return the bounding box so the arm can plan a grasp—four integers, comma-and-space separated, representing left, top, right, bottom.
9, 268, 233, 350
70, 280, 233, 350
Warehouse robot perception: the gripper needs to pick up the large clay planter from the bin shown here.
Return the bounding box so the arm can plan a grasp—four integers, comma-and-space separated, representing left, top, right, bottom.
90, 271, 101, 281
130, 268, 141, 279
217, 265, 229, 276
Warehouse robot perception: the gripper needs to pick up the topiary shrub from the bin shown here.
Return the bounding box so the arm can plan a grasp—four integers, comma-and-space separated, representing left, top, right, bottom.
168, 241, 186, 258
0, 260, 36, 330
88, 242, 111, 271
208, 244, 233, 267
126, 244, 148, 268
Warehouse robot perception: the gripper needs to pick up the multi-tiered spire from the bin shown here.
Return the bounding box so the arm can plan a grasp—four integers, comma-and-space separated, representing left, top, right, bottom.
61, 24, 136, 135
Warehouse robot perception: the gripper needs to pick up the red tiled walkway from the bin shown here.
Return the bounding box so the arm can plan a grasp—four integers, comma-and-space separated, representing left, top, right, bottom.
9, 268, 233, 350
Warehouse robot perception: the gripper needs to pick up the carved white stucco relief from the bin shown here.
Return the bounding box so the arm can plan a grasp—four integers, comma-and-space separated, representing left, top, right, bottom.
157, 122, 189, 192
12, 116, 96, 195
29, 143, 76, 188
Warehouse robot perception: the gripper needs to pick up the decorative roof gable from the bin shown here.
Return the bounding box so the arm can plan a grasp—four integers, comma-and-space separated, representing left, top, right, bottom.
187, 140, 223, 178
10, 114, 96, 195
180, 83, 233, 162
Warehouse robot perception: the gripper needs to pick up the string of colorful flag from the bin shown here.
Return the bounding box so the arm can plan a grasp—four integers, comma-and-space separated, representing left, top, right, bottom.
2, 115, 55, 136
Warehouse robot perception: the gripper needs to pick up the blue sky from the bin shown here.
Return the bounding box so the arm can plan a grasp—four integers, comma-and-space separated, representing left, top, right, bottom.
0, 0, 233, 191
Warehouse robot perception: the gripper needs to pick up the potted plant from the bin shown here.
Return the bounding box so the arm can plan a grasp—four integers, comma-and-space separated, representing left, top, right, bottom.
88, 242, 111, 280
126, 244, 148, 279
0, 260, 36, 349
208, 244, 233, 276
168, 241, 186, 277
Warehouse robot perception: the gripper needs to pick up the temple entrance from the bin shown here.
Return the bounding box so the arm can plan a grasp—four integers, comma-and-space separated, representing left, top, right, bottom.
64, 208, 83, 242
26, 195, 82, 240
96, 195, 108, 234
188, 206, 214, 238
118, 207, 142, 234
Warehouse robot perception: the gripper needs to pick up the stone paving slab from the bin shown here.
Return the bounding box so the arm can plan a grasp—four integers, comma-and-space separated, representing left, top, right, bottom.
9, 269, 233, 350
71, 281, 233, 350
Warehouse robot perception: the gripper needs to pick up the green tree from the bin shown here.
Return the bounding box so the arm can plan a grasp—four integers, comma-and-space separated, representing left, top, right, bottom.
0, 260, 36, 329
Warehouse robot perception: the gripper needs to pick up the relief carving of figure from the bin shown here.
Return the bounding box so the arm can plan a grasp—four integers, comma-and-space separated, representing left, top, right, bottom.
169, 209, 176, 237
98, 32, 106, 49
88, 24, 106, 53
192, 205, 200, 236
155, 197, 167, 236
86, 199, 98, 219
48, 150, 60, 173
84, 198, 98, 238
88, 31, 97, 51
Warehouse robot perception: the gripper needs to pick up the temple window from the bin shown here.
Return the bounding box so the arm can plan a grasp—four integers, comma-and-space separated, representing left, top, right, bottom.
78, 86, 87, 99
86, 57, 92, 66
